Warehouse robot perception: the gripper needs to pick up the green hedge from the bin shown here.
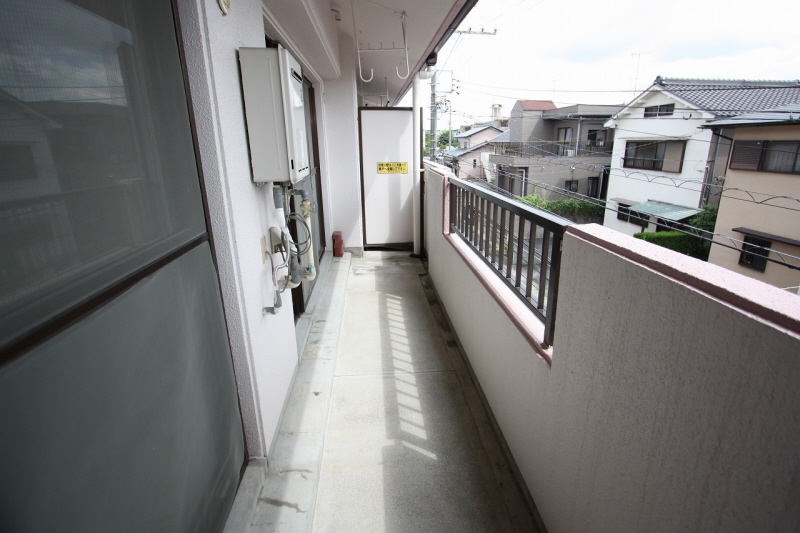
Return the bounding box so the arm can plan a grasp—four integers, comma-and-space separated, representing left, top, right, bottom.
633, 230, 709, 260
518, 193, 604, 222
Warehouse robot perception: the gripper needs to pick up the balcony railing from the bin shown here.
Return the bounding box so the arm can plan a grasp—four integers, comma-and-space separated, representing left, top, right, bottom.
448, 176, 571, 346
492, 141, 613, 158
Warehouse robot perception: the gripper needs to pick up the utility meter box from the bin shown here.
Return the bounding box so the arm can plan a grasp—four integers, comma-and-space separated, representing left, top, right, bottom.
239, 45, 310, 184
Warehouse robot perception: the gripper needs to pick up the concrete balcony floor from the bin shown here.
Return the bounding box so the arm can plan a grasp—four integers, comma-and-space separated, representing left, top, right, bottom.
248, 252, 538, 532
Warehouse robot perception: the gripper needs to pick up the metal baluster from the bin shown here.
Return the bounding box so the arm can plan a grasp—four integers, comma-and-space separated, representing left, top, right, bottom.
484, 198, 491, 258
506, 212, 515, 279
449, 183, 456, 233
543, 234, 563, 347
477, 197, 484, 252
468, 193, 475, 243
498, 208, 506, 271
537, 230, 550, 311
491, 204, 499, 265
515, 216, 525, 289
525, 223, 538, 299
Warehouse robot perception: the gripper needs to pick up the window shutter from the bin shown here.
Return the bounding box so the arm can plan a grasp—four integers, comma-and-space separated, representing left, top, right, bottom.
729, 140, 764, 171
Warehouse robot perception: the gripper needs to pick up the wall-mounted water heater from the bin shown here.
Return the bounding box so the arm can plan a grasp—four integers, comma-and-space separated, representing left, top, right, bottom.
239, 45, 310, 184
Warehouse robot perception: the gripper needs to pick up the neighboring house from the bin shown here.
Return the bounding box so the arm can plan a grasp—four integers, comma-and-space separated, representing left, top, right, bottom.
443, 123, 502, 179
603, 77, 800, 236
704, 107, 800, 291
489, 101, 622, 199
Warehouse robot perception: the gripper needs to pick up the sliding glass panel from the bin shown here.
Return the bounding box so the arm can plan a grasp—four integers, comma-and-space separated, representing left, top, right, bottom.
0, 243, 244, 532
0, 0, 206, 348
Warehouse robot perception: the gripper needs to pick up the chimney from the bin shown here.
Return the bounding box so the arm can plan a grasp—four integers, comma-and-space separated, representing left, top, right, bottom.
491, 104, 502, 119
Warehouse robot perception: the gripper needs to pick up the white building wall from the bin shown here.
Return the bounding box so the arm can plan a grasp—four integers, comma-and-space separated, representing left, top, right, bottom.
321, 32, 363, 252
175, 0, 360, 458
603, 92, 713, 236
425, 165, 800, 531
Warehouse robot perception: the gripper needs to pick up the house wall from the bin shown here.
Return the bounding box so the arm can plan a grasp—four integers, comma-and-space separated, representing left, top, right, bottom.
508, 107, 551, 143
499, 162, 605, 200
708, 124, 800, 291
425, 163, 800, 532
603, 92, 713, 236
459, 127, 502, 149
176, 0, 360, 457
455, 144, 494, 180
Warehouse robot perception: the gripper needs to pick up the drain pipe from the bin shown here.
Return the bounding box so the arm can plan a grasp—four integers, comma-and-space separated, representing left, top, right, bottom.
412, 67, 435, 256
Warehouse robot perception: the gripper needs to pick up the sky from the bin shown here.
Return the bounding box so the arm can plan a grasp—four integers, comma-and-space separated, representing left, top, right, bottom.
401, 0, 800, 128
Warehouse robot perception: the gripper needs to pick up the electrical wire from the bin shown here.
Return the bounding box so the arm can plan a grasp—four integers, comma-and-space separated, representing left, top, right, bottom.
448, 161, 800, 270
488, 137, 800, 207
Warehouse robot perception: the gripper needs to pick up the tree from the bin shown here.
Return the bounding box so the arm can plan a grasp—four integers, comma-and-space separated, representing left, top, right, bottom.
438, 130, 456, 151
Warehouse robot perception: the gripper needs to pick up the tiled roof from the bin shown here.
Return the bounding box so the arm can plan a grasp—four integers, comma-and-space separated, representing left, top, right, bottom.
518, 100, 557, 111
454, 124, 502, 138
654, 77, 800, 117
444, 141, 489, 158
705, 104, 800, 127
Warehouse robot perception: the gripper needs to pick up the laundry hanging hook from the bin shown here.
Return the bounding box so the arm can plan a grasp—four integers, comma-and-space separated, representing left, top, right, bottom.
350, 0, 374, 82
395, 12, 410, 79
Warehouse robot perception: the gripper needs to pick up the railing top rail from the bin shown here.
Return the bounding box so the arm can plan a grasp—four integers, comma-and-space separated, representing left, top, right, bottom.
448, 176, 572, 234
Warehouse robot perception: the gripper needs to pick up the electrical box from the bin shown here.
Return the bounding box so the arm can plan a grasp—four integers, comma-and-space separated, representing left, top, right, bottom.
239, 45, 310, 184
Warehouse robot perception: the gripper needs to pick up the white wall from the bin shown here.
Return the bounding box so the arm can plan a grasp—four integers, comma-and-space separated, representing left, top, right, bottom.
176, 0, 362, 458
320, 31, 363, 251
603, 92, 713, 236
425, 164, 800, 531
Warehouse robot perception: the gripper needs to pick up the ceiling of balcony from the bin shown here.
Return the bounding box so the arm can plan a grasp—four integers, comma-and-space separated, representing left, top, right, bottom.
264, 0, 473, 106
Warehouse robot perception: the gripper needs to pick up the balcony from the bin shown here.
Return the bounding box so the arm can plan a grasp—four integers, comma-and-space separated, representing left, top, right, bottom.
490, 141, 614, 164
231, 161, 800, 531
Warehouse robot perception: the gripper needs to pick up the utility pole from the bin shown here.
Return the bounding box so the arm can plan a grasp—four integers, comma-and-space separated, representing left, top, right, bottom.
430, 71, 438, 161
448, 103, 453, 151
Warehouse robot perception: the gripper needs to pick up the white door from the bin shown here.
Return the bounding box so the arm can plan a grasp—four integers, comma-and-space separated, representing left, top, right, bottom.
359, 108, 414, 246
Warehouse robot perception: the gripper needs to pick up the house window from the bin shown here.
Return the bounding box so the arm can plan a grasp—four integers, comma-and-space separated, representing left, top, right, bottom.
623, 140, 685, 172
564, 179, 578, 192
587, 130, 606, 147
617, 203, 630, 222
763, 141, 800, 173
629, 210, 649, 228
472, 159, 476, 168
730, 140, 800, 174
644, 103, 675, 117
739, 236, 771, 272
587, 176, 599, 198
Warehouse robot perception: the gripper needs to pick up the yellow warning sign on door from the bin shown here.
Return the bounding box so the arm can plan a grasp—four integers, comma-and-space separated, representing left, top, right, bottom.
377, 162, 408, 174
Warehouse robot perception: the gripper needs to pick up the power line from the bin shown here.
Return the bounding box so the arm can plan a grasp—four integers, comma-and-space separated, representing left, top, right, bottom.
455, 79, 800, 94
491, 146, 800, 211
451, 162, 800, 270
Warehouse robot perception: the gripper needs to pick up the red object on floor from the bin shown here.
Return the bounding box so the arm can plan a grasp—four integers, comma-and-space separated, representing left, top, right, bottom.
332, 230, 344, 257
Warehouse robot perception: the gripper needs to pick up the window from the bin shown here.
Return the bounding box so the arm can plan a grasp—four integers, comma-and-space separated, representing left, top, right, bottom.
587, 176, 599, 198
629, 210, 649, 227
587, 130, 606, 147
763, 141, 800, 173
617, 203, 630, 221
565, 179, 578, 192
472, 159, 477, 168
730, 140, 800, 174
623, 140, 685, 172
739, 236, 771, 272
644, 103, 675, 117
